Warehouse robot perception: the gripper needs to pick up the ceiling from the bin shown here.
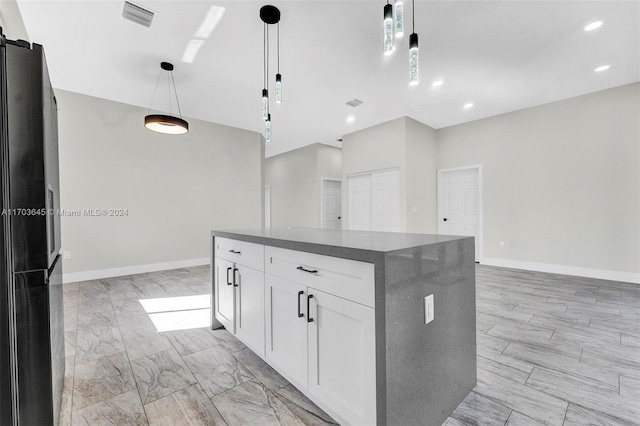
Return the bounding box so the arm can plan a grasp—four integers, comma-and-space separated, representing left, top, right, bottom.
16, 1, 640, 157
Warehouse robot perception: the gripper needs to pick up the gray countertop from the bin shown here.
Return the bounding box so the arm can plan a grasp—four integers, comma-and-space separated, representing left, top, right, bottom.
211, 228, 469, 254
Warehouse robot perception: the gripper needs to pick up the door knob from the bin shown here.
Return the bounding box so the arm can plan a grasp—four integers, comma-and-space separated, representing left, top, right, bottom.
443, 218, 448, 221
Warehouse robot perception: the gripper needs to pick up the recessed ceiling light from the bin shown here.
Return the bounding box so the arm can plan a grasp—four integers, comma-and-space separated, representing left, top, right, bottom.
463, 103, 474, 109
432, 80, 444, 87
347, 116, 355, 123
584, 21, 603, 31
595, 65, 610, 72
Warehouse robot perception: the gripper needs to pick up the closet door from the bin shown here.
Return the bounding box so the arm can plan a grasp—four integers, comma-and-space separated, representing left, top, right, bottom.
347, 174, 371, 231
348, 169, 400, 232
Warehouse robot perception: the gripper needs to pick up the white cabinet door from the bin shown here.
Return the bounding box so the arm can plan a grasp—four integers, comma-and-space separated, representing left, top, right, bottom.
308, 289, 376, 426
214, 257, 235, 333
265, 274, 308, 389
235, 265, 265, 357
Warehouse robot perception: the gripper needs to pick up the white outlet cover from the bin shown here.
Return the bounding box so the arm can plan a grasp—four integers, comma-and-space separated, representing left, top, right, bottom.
424, 294, 434, 324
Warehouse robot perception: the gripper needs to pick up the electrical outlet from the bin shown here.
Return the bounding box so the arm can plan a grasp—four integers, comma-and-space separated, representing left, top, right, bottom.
63, 251, 71, 260
424, 294, 434, 324
499, 241, 505, 248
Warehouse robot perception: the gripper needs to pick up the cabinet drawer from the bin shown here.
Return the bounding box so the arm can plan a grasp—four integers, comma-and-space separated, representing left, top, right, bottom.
215, 237, 264, 271
265, 246, 375, 308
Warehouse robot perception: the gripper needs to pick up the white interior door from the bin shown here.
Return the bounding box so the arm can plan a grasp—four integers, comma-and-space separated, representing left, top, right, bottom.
321, 180, 341, 229
348, 169, 400, 232
265, 185, 271, 229
371, 170, 400, 232
438, 166, 482, 261
348, 174, 371, 231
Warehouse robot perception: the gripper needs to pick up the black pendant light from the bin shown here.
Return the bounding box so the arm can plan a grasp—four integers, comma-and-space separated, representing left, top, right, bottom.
260, 5, 281, 143
145, 62, 189, 135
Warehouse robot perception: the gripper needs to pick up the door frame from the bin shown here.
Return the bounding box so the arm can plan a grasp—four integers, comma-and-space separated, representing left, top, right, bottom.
437, 164, 483, 263
320, 178, 342, 229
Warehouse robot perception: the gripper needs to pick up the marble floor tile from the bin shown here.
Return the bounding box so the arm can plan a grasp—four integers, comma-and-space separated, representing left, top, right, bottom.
65, 330, 77, 357
475, 368, 568, 425
130, 347, 197, 404
75, 327, 126, 364
209, 329, 247, 353
275, 385, 338, 426
450, 391, 512, 425
562, 403, 632, 426
71, 389, 146, 426
114, 310, 156, 332
503, 342, 619, 388
505, 411, 546, 425
442, 418, 467, 426
144, 384, 227, 426
526, 366, 640, 424
72, 352, 136, 410
232, 347, 290, 391
212, 380, 304, 426
477, 353, 532, 385
121, 327, 173, 360
162, 327, 220, 356
76, 308, 118, 332
619, 375, 640, 401
183, 345, 254, 397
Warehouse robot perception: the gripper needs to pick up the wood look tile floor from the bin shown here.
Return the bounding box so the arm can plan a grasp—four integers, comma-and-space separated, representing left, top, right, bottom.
60, 264, 640, 426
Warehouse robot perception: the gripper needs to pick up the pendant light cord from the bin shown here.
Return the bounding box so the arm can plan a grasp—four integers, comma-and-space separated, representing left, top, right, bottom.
147, 69, 162, 115
170, 71, 183, 119
266, 23, 270, 114
277, 23, 280, 73
412, 0, 415, 31
263, 23, 267, 88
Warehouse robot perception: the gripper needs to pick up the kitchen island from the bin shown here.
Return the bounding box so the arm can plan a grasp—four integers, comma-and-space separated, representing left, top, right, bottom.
210, 228, 476, 426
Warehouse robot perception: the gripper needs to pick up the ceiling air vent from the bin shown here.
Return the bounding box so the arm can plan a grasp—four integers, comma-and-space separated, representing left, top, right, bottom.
123, 1, 154, 27
345, 99, 363, 107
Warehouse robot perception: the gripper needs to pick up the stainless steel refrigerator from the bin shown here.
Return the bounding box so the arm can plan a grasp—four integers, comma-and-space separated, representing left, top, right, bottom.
0, 30, 65, 426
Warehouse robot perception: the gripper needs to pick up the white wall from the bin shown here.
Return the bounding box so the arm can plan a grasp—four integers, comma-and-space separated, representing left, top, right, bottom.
265, 143, 342, 228
56, 90, 264, 282
437, 83, 639, 280
0, 0, 29, 41
341, 116, 438, 233
342, 117, 407, 230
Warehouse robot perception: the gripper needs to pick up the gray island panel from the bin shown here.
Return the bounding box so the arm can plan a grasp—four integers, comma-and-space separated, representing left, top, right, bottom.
211, 228, 476, 426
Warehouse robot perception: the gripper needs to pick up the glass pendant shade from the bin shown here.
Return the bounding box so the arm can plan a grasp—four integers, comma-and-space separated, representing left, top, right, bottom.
144, 114, 189, 135
265, 114, 272, 143
383, 4, 394, 56
409, 33, 419, 85
262, 89, 269, 120
394, 1, 404, 38
275, 74, 282, 103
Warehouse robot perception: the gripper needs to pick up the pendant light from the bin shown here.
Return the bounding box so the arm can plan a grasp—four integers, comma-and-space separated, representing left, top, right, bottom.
260, 5, 281, 143
383, 1, 394, 55
394, 0, 404, 38
409, 0, 419, 86
144, 62, 189, 135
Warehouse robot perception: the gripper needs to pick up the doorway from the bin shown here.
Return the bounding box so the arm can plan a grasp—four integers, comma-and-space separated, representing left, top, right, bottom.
437, 165, 483, 262
348, 169, 400, 232
321, 179, 341, 229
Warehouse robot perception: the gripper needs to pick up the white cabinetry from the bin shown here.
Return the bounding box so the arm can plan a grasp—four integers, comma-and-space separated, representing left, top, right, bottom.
213, 238, 265, 356
265, 246, 376, 426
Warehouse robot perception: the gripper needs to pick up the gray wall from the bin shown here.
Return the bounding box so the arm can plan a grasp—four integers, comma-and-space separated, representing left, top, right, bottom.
56, 90, 264, 280
437, 83, 639, 275
265, 143, 342, 228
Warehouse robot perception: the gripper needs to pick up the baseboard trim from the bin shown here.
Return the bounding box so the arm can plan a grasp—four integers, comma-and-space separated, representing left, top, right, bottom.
63, 258, 210, 284
481, 257, 640, 284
